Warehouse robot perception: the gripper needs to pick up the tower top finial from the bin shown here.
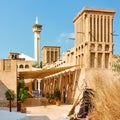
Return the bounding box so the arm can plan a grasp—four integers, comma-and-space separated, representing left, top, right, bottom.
36, 16, 39, 24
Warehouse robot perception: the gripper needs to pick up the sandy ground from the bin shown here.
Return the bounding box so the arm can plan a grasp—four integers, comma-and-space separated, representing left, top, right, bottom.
22, 104, 73, 120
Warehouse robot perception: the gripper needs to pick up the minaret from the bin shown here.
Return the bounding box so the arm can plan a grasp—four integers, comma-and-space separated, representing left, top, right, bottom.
32, 17, 42, 66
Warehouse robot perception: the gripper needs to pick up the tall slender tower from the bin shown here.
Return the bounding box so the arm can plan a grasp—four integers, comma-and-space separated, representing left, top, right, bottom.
32, 17, 42, 66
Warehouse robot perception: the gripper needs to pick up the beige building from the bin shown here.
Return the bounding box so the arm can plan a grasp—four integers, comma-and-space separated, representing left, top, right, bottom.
42, 7, 116, 103
74, 7, 115, 69
0, 7, 117, 105
42, 46, 60, 67
0, 52, 33, 101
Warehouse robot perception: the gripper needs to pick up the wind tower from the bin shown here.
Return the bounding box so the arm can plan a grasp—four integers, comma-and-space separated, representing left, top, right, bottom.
32, 17, 42, 66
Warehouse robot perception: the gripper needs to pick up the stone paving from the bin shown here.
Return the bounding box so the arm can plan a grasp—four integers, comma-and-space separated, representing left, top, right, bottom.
21, 104, 73, 120
0, 104, 76, 120
21, 116, 50, 120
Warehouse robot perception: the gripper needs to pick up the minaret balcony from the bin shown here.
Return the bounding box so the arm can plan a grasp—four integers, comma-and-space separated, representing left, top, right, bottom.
32, 24, 42, 32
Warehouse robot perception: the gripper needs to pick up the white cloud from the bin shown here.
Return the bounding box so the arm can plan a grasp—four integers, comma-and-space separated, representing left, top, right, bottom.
56, 32, 75, 44
60, 32, 74, 39
57, 32, 75, 43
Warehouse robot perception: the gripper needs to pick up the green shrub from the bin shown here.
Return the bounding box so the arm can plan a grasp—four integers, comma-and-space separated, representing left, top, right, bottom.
5, 89, 15, 101
54, 89, 61, 101
17, 79, 28, 102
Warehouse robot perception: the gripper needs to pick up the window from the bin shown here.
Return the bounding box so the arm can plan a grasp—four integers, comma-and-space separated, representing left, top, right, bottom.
101, 16, 103, 42
90, 15, 92, 42
98, 53, 102, 68
105, 45, 109, 51
97, 16, 99, 42
47, 51, 49, 63
19, 64, 24, 68
55, 51, 58, 61
51, 51, 53, 62
3, 60, 11, 70
108, 16, 110, 42
105, 53, 109, 68
25, 64, 29, 68
98, 44, 102, 51
90, 44, 95, 51
90, 53, 95, 68
94, 15, 96, 41
104, 16, 106, 42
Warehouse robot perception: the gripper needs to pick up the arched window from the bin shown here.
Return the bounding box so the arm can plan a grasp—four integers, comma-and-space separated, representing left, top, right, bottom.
19, 64, 24, 68
105, 45, 109, 51
25, 64, 29, 68
98, 44, 102, 51
90, 44, 95, 51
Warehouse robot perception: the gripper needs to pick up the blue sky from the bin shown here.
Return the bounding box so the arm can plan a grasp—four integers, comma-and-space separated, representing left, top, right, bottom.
0, 0, 120, 59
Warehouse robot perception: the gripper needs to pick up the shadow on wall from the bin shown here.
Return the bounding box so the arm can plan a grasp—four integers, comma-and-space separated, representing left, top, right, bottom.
0, 80, 8, 101
72, 69, 81, 99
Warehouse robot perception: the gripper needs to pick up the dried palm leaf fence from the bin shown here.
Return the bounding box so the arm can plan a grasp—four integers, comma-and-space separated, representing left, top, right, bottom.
68, 71, 120, 120
90, 72, 120, 120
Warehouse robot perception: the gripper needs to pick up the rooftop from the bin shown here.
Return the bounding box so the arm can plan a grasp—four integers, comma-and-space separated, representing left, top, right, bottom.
73, 6, 116, 22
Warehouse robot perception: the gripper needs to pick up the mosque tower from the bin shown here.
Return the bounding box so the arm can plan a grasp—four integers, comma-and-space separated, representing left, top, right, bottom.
32, 17, 42, 66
